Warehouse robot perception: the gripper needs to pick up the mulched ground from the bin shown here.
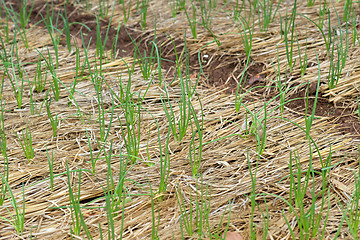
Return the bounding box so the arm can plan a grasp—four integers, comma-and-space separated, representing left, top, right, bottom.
0, 0, 360, 239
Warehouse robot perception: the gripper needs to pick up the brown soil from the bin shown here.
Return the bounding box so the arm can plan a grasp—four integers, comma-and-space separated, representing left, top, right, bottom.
286, 87, 360, 136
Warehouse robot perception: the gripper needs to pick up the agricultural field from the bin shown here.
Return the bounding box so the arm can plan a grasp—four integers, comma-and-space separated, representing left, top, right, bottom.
1, 0, 360, 239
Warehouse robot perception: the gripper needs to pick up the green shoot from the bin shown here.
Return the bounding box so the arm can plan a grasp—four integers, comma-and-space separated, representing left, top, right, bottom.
0, 177, 25, 235
45, 96, 58, 138
158, 126, 171, 201
66, 163, 92, 239
46, 147, 54, 191
34, 56, 47, 93
357, 96, 360, 122
232, 14, 254, 58
184, 4, 197, 39
14, 124, 34, 160
305, 51, 321, 140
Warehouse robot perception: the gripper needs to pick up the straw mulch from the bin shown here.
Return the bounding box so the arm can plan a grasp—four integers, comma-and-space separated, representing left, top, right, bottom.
0, 0, 359, 239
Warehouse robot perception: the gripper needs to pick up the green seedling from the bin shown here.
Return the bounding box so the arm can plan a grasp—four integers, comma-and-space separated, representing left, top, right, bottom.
45, 96, 58, 138
3, 15, 10, 44
307, 0, 315, 7
299, 7, 330, 56
184, 3, 197, 39
341, 146, 360, 238
66, 164, 92, 239
160, 35, 194, 142
103, 193, 116, 240
257, 0, 281, 32
283, 149, 331, 239
0, 100, 7, 206
235, 48, 251, 112
158, 126, 171, 201
318, 0, 329, 30
68, 41, 81, 105
357, 96, 360, 122
61, 6, 71, 52
343, 0, 352, 22
37, 48, 61, 101
111, 21, 124, 60
4, 29, 25, 109
247, 148, 259, 240
99, 0, 110, 18
2, 0, 34, 48
0, 177, 25, 235
149, 181, 160, 240
46, 148, 54, 191
296, 31, 308, 77
82, 33, 115, 143
34, 57, 47, 93
120, 0, 131, 23
14, 124, 34, 160
232, 14, 254, 58
43, 14, 61, 69
129, 23, 158, 82
351, 9, 359, 45
327, 5, 348, 90
305, 51, 321, 140
169, 0, 180, 18
116, 65, 142, 164
198, 0, 213, 28
160, 79, 191, 142
105, 144, 134, 217
176, 176, 220, 238
85, 128, 106, 174
271, 47, 287, 115
233, 0, 246, 19
188, 95, 203, 177
282, 0, 297, 72
140, 0, 149, 30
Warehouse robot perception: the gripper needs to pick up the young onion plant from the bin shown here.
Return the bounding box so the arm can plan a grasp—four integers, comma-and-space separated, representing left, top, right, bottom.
34, 56, 47, 93
232, 14, 254, 59
283, 148, 331, 239
105, 143, 134, 218
157, 125, 171, 201
184, 3, 197, 39
37, 48, 61, 101
82, 34, 115, 144
327, 6, 349, 90
5, 29, 25, 109
296, 31, 309, 77
188, 94, 203, 177
14, 124, 34, 161
305, 51, 321, 140
257, 0, 281, 32
65, 164, 92, 239
247, 148, 260, 240
160, 75, 192, 142
117, 63, 142, 164
45, 96, 58, 138
2, 0, 33, 48
0, 100, 8, 206
130, 23, 159, 82
160, 37, 197, 142
0, 177, 25, 235
176, 176, 231, 238
281, 0, 297, 72
340, 147, 360, 239
43, 14, 61, 69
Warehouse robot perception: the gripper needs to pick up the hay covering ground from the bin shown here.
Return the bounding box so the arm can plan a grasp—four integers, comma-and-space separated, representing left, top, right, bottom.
0, 0, 360, 239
